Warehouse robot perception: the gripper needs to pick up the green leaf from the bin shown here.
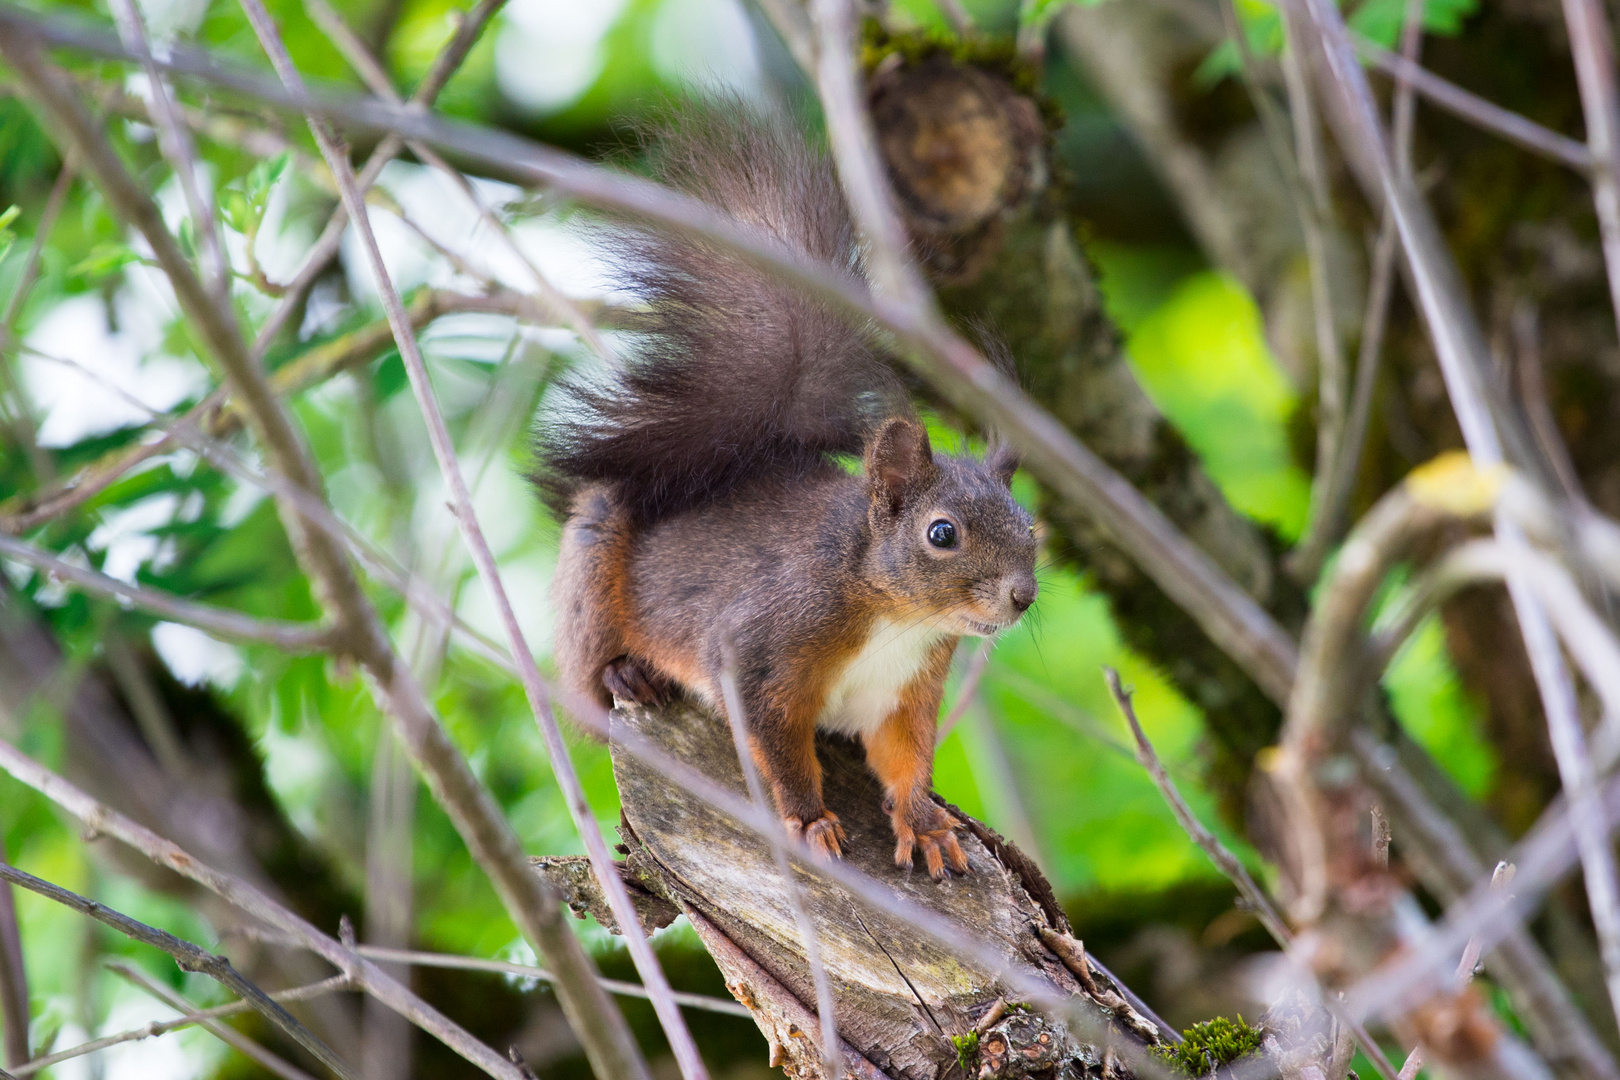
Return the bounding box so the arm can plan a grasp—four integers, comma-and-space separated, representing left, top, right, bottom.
220, 189, 255, 234
1351, 0, 1479, 45
68, 242, 141, 280
0, 204, 18, 263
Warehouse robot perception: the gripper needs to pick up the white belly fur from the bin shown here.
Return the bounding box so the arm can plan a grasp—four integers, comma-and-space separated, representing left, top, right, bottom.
816, 617, 949, 737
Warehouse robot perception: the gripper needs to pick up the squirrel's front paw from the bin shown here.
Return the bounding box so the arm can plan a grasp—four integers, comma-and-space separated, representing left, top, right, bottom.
785, 811, 845, 861
891, 803, 969, 881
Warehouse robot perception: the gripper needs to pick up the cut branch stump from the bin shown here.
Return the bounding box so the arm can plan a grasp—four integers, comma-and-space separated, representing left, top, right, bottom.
536, 702, 1165, 1080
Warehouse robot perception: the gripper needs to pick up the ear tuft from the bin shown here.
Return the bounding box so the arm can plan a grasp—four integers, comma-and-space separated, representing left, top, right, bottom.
987, 442, 1020, 487
865, 418, 936, 514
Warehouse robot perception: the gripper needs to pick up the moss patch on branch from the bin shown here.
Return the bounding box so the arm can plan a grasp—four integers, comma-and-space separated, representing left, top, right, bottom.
1153, 1015, 1263, 1076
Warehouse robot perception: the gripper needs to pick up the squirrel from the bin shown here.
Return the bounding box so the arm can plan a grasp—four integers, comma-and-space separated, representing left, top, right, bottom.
536, 106, 1038, 881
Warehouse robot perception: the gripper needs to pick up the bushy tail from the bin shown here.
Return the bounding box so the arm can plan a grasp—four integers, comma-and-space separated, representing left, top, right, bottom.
534, 103, 906, 526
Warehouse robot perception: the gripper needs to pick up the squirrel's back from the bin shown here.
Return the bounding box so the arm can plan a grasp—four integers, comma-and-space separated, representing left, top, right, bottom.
534, 103, 905, 527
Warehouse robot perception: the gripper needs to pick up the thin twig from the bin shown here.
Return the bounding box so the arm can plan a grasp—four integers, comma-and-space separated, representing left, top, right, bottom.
1357, 39, 1592, 172
247, 0, 505, 362
350, 947, 753, 1018
11, 974, 350, 1077
0, 533, 334, 651
1279, 8, 1350, 567
300, 0, 612, 361
223, 931, 754, 1019
1559, 0, 1620, 341
718, 642, 841, 1075
107, 0, 226, 298
1288, 0, 1423, 581
1395, 861, 1517, 1079
0, 151, 73, 483
231, 4, 693, 1076
0, 863, 358, 1080
0, 837, 24, 1069
110, 962, 321, 1080
1105, 669, 1292, 946
935, 638, 993, 747
0, 738, 528, 1080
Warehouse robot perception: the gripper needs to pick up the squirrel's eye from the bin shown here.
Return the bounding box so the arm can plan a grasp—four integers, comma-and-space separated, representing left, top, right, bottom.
927, 520, 957, 549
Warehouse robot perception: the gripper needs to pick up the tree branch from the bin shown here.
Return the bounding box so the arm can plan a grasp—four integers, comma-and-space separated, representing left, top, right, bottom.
0, 533, 334, 651
12, 973, 350, 1078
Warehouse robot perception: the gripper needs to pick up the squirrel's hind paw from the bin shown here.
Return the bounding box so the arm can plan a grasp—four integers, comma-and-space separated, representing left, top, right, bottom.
602, 657, 676, 707
892, 807, 970, 881
786, 811, 845, 861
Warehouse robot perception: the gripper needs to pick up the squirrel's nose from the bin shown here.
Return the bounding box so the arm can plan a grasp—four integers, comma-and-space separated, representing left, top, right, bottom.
1006, 574, 1037, 613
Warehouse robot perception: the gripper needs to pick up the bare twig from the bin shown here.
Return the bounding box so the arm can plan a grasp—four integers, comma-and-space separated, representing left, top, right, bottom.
810, 0, 931, 309
1106, 669, 1401, 1080
1289, 0, 1423, 581
12, 974, 350, 1077
107, 0, 226, 298
1559, 0, 1620, 340
223, 928, 754, 1019
0, 738, 528, 1080
0, 151, 73, 483
110, 962, 321, 1080
300, 0, 613, 362
231, 4, 692, 1076
935, 637, 992, 747
1395, 860, 1515, 1080
1106, 669, 1291, 946
1278, 8, 1351, 572
0, 837, 25, 1069
347, 947, 753, 1018
718, 643, 841, 1075
0, 863, 357, 1080
1357, 39, 1592, 172
0, 533, 334, 651
1509, 544, 1620, 1030
246, 0, 504, 361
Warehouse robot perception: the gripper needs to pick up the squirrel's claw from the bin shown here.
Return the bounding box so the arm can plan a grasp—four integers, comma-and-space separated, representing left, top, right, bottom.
602, 657, 675, 706
891, 806, 969, 881
786, 811, 845, 861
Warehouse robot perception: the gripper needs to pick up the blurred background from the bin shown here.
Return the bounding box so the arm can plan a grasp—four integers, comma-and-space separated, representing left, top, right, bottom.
0, 0, 1555, 1075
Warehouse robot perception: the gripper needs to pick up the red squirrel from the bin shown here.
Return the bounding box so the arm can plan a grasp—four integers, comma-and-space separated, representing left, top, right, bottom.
537, 108, 1038, 880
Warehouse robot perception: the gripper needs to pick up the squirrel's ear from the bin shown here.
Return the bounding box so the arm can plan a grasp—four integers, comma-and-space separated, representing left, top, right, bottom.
865, 418, 936, 515
986, 442, 1020, 487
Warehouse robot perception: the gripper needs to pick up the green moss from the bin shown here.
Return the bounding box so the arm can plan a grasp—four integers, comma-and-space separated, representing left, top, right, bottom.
1154, 1015, 1264, 1076
952, 1031, 980, 1070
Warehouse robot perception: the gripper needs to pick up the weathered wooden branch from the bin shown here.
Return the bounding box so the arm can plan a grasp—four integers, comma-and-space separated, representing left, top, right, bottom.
533, 700, 1399, 1080
539, 700, 1162, 1080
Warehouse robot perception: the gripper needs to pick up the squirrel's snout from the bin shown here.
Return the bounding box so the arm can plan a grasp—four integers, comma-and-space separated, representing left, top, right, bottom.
1004, 573, 1038, 614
